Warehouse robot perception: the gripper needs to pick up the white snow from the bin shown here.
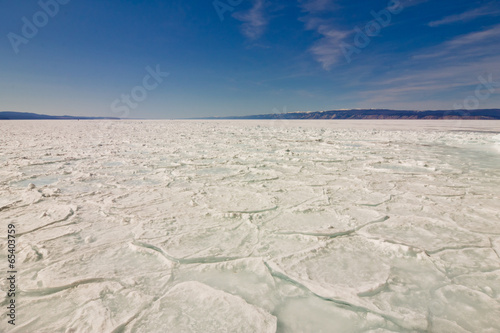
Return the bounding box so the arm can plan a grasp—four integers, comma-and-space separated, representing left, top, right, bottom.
1, 119, 499, 332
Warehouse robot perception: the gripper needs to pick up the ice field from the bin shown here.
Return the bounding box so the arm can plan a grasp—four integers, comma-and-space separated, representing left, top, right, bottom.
1, 119, 500, 332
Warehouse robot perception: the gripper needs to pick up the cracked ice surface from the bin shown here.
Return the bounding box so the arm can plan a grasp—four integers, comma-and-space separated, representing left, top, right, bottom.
1, 119, 500, 332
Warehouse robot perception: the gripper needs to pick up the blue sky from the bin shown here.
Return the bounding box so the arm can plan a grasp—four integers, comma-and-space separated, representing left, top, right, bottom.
1, 0, 499, 118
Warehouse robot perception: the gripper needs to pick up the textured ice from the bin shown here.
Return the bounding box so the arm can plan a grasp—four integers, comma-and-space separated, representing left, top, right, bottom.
130, 281, 277, 333
1, 120, 500, 332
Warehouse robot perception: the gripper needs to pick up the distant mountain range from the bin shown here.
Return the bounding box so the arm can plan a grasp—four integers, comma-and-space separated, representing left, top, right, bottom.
198, 109, 500, 120
0, 111, 119, 120
2, 109, 500, 120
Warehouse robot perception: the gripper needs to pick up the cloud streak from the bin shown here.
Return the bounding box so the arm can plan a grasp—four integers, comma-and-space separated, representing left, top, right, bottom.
299, 0, 337, 13
428, 4, 500, 27
234, 0, 268, 40
355, 47, 500, 109
319, 17, 500, 110
307, 20, 350, 70
414, 24, 500, 60
298, 0, 417, 70
298, 0, 350, 70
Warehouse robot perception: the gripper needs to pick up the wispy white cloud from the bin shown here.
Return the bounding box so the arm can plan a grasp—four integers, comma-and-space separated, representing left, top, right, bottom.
308, 26, 349, 70
298, 0, 428, 70
370, 24, 500, 107
445, 24, 500, 50
295, 0, 500, 109
327, 20, 500, 109
414, 24, 500, 60
398, 0, 430, 9
233, 0, 268, 40
355, 52, 500, 110
298, 0, 349, 70
299, 0, 337, 13
428, 4, 500, 27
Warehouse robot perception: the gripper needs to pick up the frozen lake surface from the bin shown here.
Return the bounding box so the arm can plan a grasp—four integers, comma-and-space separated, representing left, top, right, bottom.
1, 120, 500, 332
